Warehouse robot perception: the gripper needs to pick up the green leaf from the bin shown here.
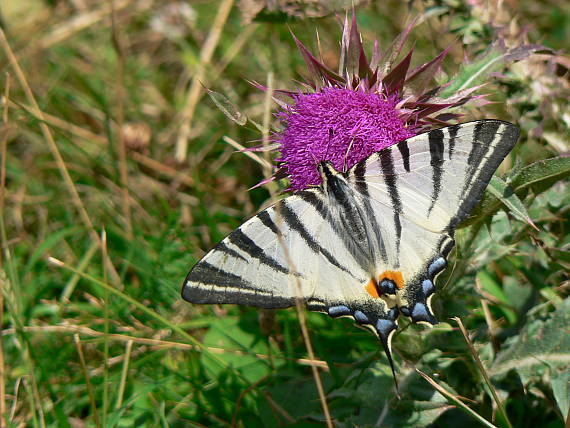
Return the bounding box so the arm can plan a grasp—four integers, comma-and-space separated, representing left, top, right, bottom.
464, 156, 570, 227
510, 156, 570, 195
441, 47, 503, 97
260, 377, 326, 424
329, 366, 454, 427
417, 369, 498, 428
486, 176, 537, 230
441, 43, 550, 97
200, 315, 275, 383
206, 89, 247, 126
551, 365, 570, 420
477, 271, 517, 325
491, 299, 570, 384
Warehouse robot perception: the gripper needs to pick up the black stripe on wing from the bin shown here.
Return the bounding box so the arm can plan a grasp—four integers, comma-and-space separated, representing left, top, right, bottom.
451, 121, 519, 229
297, 190, 371, 273
447, 124, 460, 159
379, 150, 403, 256
427, 128, 445, 215
183, 262, 294, 308
185, 261, 255, 292
228, 228, 291, 275
352, 162, 389, 264
257, 210, 280, 235
217, 242, 248, 262
396, 140, 411, 172
461, 121, 501, 195
277, 199, 358, 278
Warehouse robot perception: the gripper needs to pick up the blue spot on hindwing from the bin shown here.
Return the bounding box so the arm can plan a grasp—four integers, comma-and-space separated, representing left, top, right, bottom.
428, 257, 447, 277
422, 279, 435, 296
412, 303, 429, 319
376, 319, 396, 338
411, 302, 436, 324
328, 305, 351, 317
353, 310, 369, 323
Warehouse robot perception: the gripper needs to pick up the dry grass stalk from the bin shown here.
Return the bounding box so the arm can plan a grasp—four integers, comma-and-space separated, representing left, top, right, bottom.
111, 0, 133, 239
0, 28, 122, 284
0, 72, 9, 428
175, 0, 234, 162
74, 334, 102, 428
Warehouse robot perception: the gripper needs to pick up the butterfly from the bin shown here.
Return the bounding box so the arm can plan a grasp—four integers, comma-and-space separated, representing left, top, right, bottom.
182, 120, 519, 379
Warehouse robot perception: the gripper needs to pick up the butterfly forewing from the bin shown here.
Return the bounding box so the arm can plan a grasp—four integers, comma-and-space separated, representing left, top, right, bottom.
353, 120, 520, 231
183, 189, 376, 311
348, 120, 519, 319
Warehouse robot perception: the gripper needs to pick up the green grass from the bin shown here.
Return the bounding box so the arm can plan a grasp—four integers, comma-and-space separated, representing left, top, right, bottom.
1, 1, 569, 427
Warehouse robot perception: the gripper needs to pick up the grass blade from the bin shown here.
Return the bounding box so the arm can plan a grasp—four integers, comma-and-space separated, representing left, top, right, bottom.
453, 317, 513, 428
417, 369, 498, 428
74, 334, 101, 428
48, 257, 232, 372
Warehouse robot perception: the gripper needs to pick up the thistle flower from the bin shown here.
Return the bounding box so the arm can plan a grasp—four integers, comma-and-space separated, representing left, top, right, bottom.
254, 16, 486, 191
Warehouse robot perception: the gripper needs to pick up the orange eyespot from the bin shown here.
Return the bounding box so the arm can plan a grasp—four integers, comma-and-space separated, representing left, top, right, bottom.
365, 271, 405, 298
365, 278, 380, 298
379, 271, 404, 289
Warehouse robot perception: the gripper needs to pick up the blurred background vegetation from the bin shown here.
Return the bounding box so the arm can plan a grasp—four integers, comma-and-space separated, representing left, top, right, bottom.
0, 0, 569, 426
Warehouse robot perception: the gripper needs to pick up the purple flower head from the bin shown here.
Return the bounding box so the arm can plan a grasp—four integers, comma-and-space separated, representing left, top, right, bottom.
252, 15, 486, 191
277, 88, 416, 190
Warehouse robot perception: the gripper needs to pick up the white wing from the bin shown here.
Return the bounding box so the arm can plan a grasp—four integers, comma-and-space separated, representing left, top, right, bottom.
347, 120, 519, 322
183, 189, 394, 322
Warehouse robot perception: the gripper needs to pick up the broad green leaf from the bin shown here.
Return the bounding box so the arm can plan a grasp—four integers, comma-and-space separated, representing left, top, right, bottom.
477, 271, 517, 325
441, 44, 549, 97
417, 370, 497, 428
368, 400, 453, 428
491, 299, 570, 385
464, 156, 570, 227
441, 47, 503, 97
206, 89, 247, 126
510, 156, 570, 195
330, 365, 453, 427
502, 275, 533, 314
200, 315, 275, 383
486, 176, 537, 230
550, 364, 570, 420
260, 377, 325, 424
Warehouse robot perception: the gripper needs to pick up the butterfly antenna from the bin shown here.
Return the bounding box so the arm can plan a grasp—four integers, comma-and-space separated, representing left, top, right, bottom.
343, 137, 355, 172
308, 148, 319, 165
324, 128, 333, 161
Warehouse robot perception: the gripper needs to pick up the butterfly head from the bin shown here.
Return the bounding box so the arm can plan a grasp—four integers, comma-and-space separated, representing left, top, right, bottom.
317, 161, 352, 199
317, 160, 340, 180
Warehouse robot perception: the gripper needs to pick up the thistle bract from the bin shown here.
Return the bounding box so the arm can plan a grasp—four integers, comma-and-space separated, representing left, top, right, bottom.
254, 16, 485, 191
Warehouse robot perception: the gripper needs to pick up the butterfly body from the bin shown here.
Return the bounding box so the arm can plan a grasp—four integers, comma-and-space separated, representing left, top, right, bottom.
182, 120, 519, 370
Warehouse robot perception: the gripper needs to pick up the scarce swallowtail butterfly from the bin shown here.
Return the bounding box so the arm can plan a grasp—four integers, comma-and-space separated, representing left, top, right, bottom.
182, 120, 519, 379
